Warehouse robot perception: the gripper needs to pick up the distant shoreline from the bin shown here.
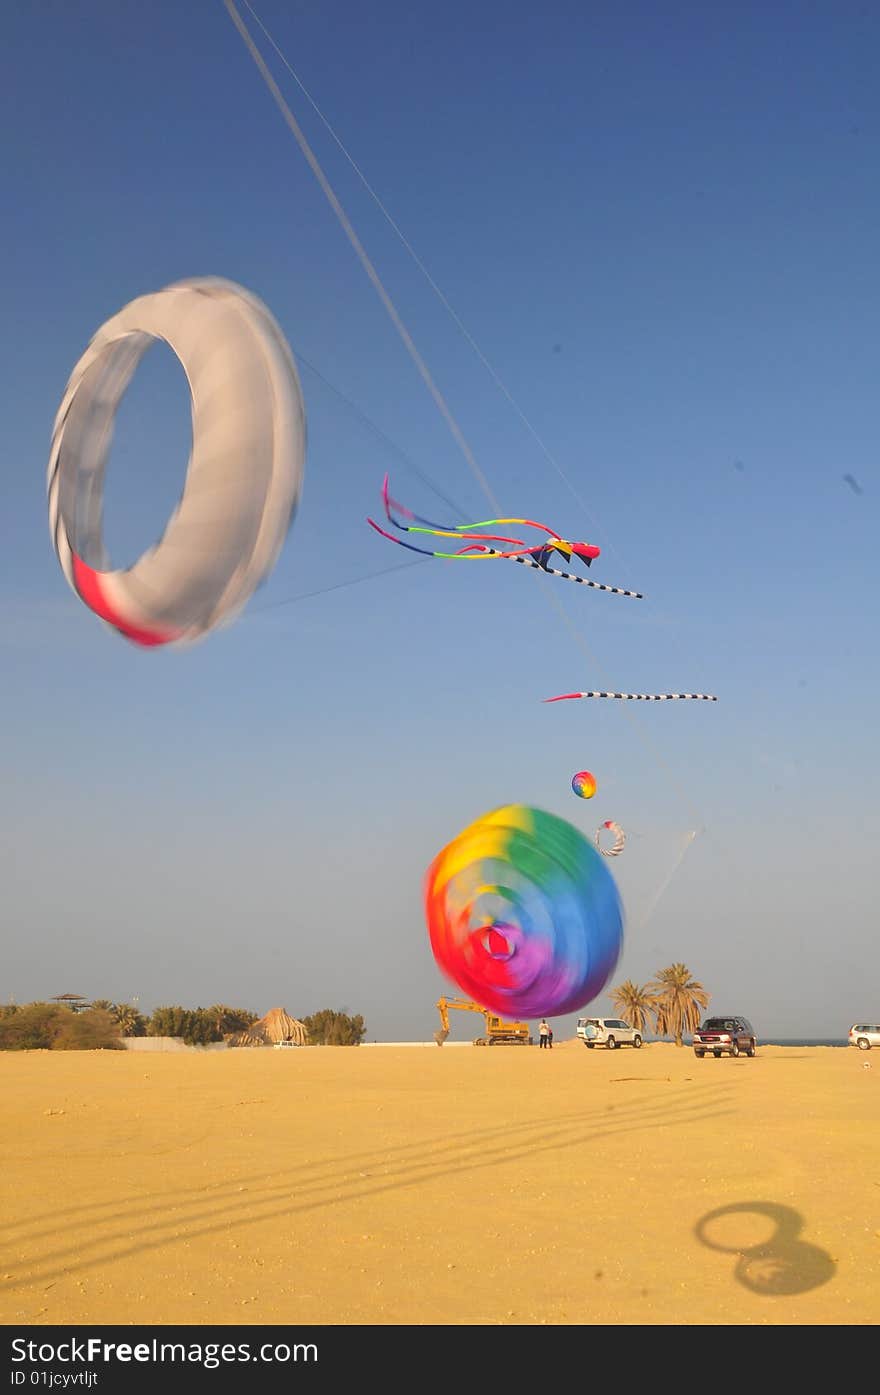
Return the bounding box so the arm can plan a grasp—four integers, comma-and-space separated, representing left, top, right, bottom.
760, 1039, 847, 1047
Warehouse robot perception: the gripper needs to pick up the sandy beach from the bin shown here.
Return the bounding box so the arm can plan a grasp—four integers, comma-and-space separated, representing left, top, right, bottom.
1, 1042, 876, 1327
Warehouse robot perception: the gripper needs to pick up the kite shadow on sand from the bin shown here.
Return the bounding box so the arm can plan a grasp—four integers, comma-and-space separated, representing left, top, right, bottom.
695, 1201, 835, 1296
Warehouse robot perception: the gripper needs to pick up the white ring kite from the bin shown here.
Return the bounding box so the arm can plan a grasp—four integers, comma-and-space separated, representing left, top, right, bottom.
48, 277, 306, 647
596, 821, 626, 857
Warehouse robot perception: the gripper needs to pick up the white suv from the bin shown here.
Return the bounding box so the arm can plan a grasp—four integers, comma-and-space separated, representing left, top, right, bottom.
577, 1017, 642, 1049
849, 1024, 880, 1051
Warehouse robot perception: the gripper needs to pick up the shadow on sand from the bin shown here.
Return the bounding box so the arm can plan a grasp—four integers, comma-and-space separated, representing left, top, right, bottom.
3, 1083, 735, 1292
695, 1201, 835, 1295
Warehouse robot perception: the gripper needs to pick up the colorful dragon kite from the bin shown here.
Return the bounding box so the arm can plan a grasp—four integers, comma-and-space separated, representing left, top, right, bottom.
367, 476, 643, 599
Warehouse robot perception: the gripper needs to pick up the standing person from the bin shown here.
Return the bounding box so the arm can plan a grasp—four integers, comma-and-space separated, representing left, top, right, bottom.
539, 1019, 550, 1049
548, 1026, 554, 1049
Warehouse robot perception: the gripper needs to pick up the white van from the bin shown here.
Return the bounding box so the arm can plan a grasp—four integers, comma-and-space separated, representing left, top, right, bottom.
576, 1017, 642, 1049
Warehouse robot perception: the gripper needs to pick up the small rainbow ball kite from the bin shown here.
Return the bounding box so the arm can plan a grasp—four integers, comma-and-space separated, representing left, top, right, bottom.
424, 804, 623, 1019
571, 770, 597, 799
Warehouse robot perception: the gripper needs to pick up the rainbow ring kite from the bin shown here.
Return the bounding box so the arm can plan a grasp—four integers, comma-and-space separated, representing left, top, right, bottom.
48, 277, 306, 647
425, 805, 623, 1019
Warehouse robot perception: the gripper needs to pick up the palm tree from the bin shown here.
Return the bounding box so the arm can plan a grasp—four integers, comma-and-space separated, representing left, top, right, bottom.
610, 980, 658, 1035
649, 963, 710, 1046
113, 1003, 140, 1037
209, 1004, 258, 1038
209, 1004, 234, 1037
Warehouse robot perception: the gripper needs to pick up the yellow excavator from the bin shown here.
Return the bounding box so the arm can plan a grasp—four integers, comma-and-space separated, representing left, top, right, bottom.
434, 996, 532, 1046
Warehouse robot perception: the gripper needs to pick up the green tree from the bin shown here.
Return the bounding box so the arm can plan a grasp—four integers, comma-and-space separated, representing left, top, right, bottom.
148, 1006, 190, 1038
54, 1008, 124, 1051
0, 1003, 123, 1051
113, 1003, 147, 1037
186, 1009, 224, 1045
649, 964, 710, 1046
0, 1002, 66, 1050
302, 1009, 366, 1046
208, 1004, 258, 1037
610, 980, 658, 1035
159, 1007, 224, 1045
229, 1007, 259, 1033
146, 1004, 258, 1046
85, 1000, 145, 1036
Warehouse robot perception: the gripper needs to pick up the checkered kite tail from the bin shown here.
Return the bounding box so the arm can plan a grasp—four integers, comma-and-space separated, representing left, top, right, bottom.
544, 691, 718, 702
503, 553, 643, 598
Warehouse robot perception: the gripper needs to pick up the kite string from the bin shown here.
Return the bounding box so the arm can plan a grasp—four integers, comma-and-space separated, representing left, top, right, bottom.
252, 557, 427, 612
223, 0, 709, 840
240, 0, 613, 553
631, 829, 699, 935
293, 348, 467, 517
223, 0, 501, 517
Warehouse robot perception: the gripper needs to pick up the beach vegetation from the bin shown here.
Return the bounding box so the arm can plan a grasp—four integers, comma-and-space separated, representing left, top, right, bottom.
609, 980, 658, 1034
90, 1000, 148, 1036
208, 1004, 260, 1037
649, 963, 710, 1046
147, 1004, 259, 1045
0, 1002, 123, 1050
302, 1009, 367, 1046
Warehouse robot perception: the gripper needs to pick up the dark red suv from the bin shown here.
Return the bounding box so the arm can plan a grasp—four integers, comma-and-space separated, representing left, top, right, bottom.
692, 1016, 757, 1058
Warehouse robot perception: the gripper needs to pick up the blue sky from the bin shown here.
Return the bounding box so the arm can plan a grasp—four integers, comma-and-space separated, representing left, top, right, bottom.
2, 0, 877, 1040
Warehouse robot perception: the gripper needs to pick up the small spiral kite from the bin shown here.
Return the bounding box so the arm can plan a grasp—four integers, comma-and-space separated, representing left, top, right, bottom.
424, 805, 623, 1019
571, 770, 597, 799
596, 820, 626, 857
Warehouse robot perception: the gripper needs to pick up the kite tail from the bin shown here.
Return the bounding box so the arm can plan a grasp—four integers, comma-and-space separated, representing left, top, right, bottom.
543, 690, 717, 702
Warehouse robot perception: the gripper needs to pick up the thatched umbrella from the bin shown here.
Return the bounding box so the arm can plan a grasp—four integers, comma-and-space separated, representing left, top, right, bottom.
229, 1007, 307, 1047
260, 1008, 307, 1045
